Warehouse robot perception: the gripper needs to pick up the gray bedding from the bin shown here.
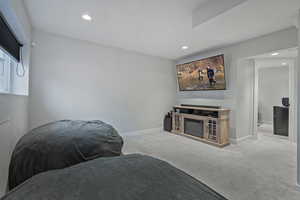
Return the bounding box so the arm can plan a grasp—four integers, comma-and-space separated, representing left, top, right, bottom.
8, 120, 123, 190
3, 154, 228, 200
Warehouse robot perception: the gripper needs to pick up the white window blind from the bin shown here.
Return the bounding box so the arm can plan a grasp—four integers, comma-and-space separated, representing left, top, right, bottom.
0, 49, 11, 93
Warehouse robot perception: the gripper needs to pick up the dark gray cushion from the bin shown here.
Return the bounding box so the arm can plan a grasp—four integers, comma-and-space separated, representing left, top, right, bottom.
8, 120, 123, 190
3, 154, 227, 200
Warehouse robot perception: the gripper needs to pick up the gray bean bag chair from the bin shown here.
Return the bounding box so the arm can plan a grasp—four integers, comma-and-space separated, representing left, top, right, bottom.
2, 154, 227, 200
8, 120, 123, 190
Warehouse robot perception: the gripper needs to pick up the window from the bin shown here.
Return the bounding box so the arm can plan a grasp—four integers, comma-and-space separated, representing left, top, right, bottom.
0, 48, 20, 93
0, 49, 10, 93
0, 8, 28, 96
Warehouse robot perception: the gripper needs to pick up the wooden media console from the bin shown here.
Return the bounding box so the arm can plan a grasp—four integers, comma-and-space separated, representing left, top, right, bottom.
171, 105, 230, 147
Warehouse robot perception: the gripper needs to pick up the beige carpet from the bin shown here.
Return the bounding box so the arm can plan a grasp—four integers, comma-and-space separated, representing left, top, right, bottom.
123, 130, 299, 200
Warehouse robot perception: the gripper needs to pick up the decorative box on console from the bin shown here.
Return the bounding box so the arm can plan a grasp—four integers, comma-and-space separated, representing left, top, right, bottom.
171, 105, 230, 147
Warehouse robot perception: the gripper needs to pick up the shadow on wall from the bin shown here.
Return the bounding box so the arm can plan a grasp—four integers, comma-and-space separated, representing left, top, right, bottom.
0, 121, 11, 196
0, 94, 29, 195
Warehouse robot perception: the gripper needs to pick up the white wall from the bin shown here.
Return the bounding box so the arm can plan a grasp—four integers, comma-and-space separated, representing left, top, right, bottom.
0, 0, 31, 195
258, 66, 289, 124
236, 59, 255, 140
176, 27, 298, 140
29, 29, 176, 133
0, 95, 28, 195
297, 9, 300, 186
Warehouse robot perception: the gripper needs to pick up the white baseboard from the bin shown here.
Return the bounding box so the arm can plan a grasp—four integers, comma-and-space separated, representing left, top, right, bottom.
230, 135, 254, 144
261, 121, 273, 125
121, 127, 163, 137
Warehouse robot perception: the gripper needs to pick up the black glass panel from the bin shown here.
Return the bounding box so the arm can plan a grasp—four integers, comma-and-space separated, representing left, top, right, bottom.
184, 119, 204, 138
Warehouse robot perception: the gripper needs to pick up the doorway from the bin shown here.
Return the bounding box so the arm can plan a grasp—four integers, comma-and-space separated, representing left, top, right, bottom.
252, 48, 298, 142
256, 63, 290, 138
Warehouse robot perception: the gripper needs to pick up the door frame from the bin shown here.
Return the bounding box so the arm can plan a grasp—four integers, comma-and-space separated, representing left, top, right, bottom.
253, 58, 297, 142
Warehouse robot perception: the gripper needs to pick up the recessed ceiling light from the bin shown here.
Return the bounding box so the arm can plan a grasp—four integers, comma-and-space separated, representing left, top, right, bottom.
82, 14, 92, 21
282, 62, 287, 66
271, 52, 279, 56
181, 46, 189, 50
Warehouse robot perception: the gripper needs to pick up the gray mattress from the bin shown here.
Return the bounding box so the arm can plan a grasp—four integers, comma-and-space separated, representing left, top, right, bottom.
2, 154, 228, 200
8, 120, 123, 190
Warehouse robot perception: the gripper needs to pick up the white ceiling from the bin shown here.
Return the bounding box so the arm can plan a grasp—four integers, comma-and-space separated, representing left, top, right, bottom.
253, 48, 298, 59
24, 0, 300, 60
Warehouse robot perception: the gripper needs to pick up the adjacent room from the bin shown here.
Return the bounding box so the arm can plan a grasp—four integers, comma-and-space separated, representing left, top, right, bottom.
0, 0, 300, 200
254, 48, 298, 141
258, 64, 290, 136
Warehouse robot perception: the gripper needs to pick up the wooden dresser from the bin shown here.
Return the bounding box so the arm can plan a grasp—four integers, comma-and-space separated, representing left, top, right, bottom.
171, 105, 230, 147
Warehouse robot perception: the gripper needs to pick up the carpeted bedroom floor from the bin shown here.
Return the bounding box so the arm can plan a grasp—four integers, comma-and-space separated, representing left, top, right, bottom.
123, 130, 299, 200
